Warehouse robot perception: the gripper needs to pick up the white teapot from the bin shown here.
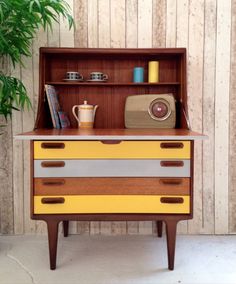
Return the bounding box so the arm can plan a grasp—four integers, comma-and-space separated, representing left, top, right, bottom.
72, 100, 98, 128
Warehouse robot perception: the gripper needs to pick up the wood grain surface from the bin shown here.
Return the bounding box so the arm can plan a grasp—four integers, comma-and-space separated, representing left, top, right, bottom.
17, 128, 205, 139
175, 0, 189, 234
187, 0, 204, 234
0, 59, 14, 235
11, 64, 24, 234
1, 0, 235, 235
229, 0, 236, 234
34, 177, 190, 195
202, 0, 216, 234
31, 27, 48, 235
214, 0, 231, 234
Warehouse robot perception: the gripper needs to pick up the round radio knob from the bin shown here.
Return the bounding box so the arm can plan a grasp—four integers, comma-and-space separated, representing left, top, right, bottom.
151, 101, 169, 119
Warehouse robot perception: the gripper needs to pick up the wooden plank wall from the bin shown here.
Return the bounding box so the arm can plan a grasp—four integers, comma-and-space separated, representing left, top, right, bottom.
0, 0, 235, 235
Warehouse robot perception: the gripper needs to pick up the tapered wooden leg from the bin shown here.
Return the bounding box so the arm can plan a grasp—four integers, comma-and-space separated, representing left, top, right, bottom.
156, 221, 163, 237
63, 221, 69, 237
165, 219, 178, 270
46, 220, 59, 270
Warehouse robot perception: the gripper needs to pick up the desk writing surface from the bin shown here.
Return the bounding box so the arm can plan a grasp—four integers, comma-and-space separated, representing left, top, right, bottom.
16, 128, 206, 140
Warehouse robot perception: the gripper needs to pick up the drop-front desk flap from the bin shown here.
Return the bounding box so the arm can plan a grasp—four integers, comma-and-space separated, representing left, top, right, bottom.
15, 128, 207, 140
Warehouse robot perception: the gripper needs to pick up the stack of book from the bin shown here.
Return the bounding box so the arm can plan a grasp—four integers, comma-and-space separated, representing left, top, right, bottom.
45, 84, 70, 129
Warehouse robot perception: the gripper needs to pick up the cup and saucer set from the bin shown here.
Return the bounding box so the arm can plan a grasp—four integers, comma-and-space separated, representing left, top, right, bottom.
63, 71, 84, 82
63, 71, 108, 82
86, 72, 108, 82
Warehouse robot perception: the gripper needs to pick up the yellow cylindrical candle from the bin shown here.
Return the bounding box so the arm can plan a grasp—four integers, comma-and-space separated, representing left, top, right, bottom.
148, 61, 159, 83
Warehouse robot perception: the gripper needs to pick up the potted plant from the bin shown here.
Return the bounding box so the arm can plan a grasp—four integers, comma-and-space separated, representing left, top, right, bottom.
0, 0, 74, 131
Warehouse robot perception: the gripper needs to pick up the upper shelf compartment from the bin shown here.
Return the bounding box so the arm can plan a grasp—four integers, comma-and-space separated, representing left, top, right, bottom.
43, 48, 185, 85
36, 48, 188, 129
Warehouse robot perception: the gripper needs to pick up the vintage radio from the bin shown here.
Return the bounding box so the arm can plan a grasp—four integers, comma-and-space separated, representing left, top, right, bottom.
125, 94, 176, 128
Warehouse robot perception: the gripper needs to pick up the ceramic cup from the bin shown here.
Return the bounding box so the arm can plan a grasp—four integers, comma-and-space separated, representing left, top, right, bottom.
66, 71, 83, 80
89, 72, 108, 81
133, 67, 144, 83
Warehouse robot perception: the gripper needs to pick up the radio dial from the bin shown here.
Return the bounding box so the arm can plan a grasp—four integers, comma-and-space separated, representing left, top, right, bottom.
148, 99, 172, 121
151, 101, 168, 119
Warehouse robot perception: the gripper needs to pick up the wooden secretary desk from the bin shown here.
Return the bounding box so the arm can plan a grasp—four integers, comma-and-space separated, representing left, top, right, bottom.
17, 47, 205, 270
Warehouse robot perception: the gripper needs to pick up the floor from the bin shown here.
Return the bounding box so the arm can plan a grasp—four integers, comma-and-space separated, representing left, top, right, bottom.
0, 234, 235, 284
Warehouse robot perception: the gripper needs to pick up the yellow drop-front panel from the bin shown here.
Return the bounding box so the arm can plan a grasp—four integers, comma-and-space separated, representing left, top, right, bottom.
34, 141, 191, 159
34, 195, 190, 214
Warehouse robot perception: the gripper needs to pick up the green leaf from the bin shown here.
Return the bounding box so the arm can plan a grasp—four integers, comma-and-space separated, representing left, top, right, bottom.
0, 0, 74, 66
0, 74, 32, 119
0, 0, 74, 122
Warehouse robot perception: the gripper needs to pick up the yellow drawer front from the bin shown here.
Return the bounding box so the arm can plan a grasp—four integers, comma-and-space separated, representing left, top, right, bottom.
34, 195, 190, 214
34, 141, 191, 159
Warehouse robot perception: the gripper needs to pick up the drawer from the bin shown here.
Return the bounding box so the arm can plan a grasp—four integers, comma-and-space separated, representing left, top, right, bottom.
34, 159, 190, 177
34, 141, 191, 159
34, 195, 190, 214
34, 177, 190, 195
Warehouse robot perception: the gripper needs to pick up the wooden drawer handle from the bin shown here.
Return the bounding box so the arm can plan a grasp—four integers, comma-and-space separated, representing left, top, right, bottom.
160, 142, 184, 149
100, 140, 122, 144
41, 161, 65, 168
160, 197, 184, 204
41, 197, 65, 204
41, 143, 65, 149
42, 179, 65, 186
160, 161, 184, 167
160, 178, 183, 185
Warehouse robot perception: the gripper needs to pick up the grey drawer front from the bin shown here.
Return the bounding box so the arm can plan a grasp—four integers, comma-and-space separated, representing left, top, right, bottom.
34, 159, 190, 177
